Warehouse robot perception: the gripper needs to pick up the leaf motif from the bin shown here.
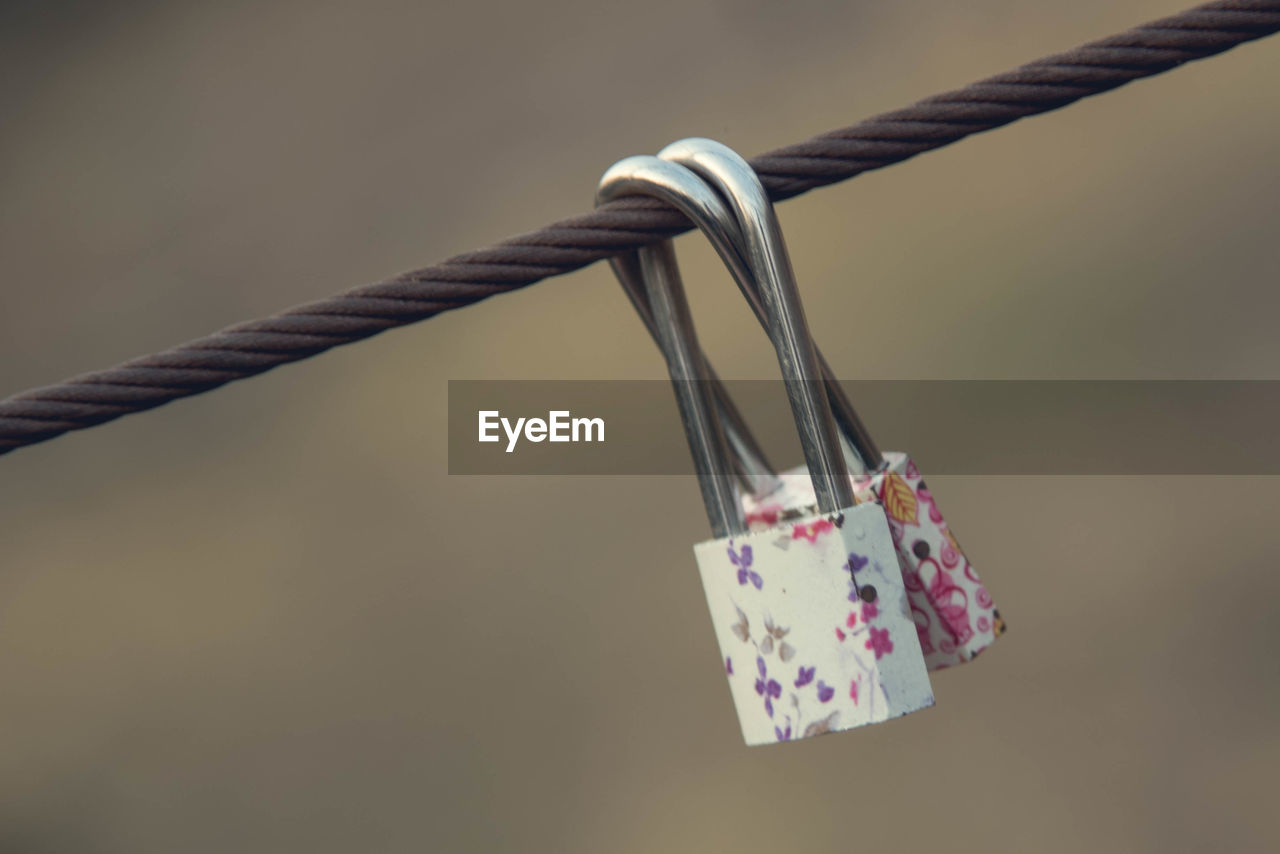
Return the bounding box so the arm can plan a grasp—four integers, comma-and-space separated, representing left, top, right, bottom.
803, 711, 839, 738
731, 606, 750, 643
778, 642, 795, 662
881, 472, 919, 526
760, 634, 774, 655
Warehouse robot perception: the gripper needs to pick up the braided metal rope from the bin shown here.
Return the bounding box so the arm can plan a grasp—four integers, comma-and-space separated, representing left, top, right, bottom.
3, 0, 1278, 456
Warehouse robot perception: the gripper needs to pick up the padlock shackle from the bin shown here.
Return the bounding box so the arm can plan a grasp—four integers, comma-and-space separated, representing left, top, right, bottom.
609, 250, 779, 500
598, 150, 858, 521
603, 157, 870, 472
603, 147, 883, 487
637, 240, 747, 537
658, 139, 883, 477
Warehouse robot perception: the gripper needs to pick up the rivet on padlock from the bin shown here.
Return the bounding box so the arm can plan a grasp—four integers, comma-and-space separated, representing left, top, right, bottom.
598, 152, 935, 745
659, 138, 1006, 670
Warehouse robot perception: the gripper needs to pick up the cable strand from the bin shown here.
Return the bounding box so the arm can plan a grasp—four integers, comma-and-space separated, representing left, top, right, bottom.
2, 0, 1278, 455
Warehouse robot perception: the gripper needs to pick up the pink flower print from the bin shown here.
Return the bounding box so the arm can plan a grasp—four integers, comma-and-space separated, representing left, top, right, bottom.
794, 665, 815, 688
865, 626, 894, 660
976, 586, 994, 609
849, 676, 860, 705
816, 680, 835, 703
939, 534, 960, 569
917, 480, 944, 525
747, 505, 781, 527
728, 542, 761, 589
905, 459, 921, 479
845, 611, 858, 628
754, 656, 782, 717
834, 627, 846, 642
911, 604, 935, 656
791, 519, 834, 544
977, 616, 991, 633
920, 552, 974, 645
860, 600, 878, 622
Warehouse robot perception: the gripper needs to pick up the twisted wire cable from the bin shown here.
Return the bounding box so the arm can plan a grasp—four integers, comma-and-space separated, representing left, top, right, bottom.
2, 0, 1278, 456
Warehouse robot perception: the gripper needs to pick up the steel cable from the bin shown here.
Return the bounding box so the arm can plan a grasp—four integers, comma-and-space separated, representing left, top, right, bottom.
2, 0, 1278, 456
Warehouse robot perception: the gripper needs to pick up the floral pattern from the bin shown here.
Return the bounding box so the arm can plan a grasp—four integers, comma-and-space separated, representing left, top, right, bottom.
728, 542, 761, 589
865, 626, 894, 659
694, 501, 935, 745
741, 452, 1004, 671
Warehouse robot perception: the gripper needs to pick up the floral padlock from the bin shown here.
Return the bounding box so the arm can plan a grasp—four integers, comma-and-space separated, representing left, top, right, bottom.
659, 138, 1006, 672
598, 150, 935, 745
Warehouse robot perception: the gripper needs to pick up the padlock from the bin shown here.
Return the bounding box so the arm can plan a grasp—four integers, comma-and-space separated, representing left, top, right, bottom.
658, 138, 1006, 670
739, 455, 1005, 669
598, 153, 934, 745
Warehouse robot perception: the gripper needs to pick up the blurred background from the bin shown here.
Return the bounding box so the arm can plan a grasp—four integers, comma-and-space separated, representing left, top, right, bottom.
2, 0, 1279, 851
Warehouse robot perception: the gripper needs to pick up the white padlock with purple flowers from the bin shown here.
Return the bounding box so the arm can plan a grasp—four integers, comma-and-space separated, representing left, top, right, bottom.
696, 503, 934, 745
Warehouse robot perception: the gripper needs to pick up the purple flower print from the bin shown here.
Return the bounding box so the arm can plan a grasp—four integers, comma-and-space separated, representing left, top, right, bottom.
794, 665, 815, 688
846, 553, 870, 602
865, 626, 894, 660
729, 542, 762, 589
816, 680, 835, 703
775, 720, 793, 742
754, 656, 782, 717
725, 657, 733, 675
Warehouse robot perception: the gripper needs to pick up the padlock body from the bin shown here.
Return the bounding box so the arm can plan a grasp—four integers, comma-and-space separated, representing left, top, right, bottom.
742, 453, 1004, 670
694, 502, 934, 746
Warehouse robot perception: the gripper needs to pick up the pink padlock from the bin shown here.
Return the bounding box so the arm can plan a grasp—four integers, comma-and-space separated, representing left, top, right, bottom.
742, 453, 1004, 670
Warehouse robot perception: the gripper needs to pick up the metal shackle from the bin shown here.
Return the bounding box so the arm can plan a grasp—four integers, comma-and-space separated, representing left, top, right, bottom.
602, 140, 887, 499
657, 138, 882, 476
597, 152, 856, 534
